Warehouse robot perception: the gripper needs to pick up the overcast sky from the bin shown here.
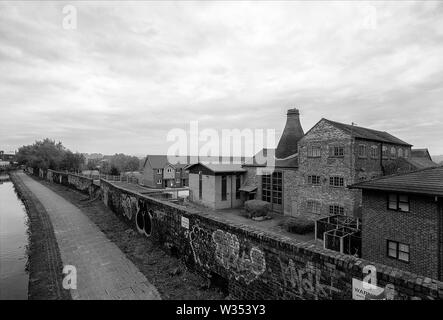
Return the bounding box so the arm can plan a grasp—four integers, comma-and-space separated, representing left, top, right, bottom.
1, 1, 443, 156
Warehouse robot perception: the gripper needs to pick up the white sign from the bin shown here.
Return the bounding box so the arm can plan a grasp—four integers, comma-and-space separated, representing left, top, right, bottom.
181, 216, 189, 229
352, 278, 386, 300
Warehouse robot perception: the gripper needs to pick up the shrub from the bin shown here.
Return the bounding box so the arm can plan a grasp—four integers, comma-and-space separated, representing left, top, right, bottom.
244, 200, 270, 218
281, 217, 315, 234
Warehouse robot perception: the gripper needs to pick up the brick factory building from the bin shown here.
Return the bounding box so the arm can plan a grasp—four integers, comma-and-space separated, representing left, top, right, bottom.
294, 118, 413, 220
350, 166, 443, 280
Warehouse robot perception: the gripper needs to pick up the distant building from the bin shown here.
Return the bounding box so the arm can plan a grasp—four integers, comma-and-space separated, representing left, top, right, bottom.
141, 155, 189, 189
350, 167, 443, 280
0, 150, 16, 162
186, 162, 246, 209
383, 148, 438, 175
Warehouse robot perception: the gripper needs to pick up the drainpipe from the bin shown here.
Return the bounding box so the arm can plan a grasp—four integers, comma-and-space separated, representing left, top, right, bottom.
380, 143, 385, 176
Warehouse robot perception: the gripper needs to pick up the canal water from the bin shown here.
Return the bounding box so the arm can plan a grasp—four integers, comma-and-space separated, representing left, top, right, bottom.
0, 174, 29, 299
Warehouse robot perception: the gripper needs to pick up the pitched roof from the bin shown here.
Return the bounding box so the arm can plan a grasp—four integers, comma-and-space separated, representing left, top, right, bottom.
186, 162, 246, 173
323, 119, 412, 146
350, 166, 443, 196
143, 155, 169, 169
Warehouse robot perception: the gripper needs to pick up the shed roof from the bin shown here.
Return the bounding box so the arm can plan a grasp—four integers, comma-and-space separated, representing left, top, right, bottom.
350, 166, 443, 196
186, 162, 246, 173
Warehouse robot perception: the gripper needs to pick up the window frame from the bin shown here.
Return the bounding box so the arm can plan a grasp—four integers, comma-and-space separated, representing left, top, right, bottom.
330, 145, 345, 158
370, 146, 378, 159
307, 145, 322, 158
387, 193, 410, 212
329, 205, 344, 215
307, 175, 321, 185
329, 176, 345, 187
358, 144, 367, 158
307, 200, 321, 214
386, 240, 410, 263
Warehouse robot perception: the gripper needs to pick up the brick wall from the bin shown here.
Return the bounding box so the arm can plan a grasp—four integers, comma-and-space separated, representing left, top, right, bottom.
98, 179, 442, 300
296, 120, 359, 219
362, 189, 440, 280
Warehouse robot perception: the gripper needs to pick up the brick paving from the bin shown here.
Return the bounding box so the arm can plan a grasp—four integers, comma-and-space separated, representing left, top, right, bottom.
17, 172, 161, 300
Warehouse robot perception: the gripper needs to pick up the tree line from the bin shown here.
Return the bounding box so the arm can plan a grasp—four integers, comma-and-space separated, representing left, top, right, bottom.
16, 138, 143, 175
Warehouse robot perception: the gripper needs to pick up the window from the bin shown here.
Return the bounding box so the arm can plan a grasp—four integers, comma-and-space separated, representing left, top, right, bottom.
358, 145, 367, 158
387, 240, 410, 262
157, 179, 162, 184
370, 146, 378, 159
388, 193, 410, 212
329, 205, 344, 215
382, 146, 388, 159
157, 169, 162, 174
308, 175, 321, 185
405, 149, 410, 158
308, 145, 321, 158
330, 146, 345, 157
166, 168, 173, 173
390, 147, 397, 158
398, 148, 404, 158
235, 175, 241, 199
307, 200, 321, 214
221, 175, 227, 201
329, 176, 344, 187
262, 174, 271, 203
262, 172, 282, 206
198, 172, 202, 200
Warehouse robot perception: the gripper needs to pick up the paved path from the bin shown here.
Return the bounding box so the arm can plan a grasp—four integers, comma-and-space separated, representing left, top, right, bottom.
17, 172, 161, 300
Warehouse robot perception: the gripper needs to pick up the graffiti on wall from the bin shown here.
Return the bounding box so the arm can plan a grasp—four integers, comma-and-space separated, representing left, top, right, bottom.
121, 193, 138, 221
68, 174, 91, 192
188, 222, 214, 269
212, 230, 266, 284
188, 223, 266, 285
135, 199, 152, 237
278, 258, 340, 300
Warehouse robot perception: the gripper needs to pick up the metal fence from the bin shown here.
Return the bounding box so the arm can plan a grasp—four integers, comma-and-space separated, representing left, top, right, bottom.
315, 215, 362, 257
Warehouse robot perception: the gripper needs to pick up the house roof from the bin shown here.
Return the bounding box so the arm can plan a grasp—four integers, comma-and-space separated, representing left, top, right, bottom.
323, 119, 412, 146
411, 148, 432, 159
350, 166, 443, 196
186, 162, 246, 173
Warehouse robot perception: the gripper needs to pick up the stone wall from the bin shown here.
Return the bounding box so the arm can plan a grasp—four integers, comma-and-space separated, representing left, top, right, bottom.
99, 179, 442, 300
296, 120, 359, 219
46, 169, 99, 198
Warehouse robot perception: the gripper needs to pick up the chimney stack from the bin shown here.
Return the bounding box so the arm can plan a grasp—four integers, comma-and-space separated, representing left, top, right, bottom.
275, 108, 304, 159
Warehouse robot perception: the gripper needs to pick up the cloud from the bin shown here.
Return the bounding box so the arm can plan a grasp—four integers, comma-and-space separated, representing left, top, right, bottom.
1, 1, 443, 155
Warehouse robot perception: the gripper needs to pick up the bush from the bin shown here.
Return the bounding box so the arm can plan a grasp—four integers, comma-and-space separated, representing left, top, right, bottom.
244, 200, 270, 218
281, 217, 315, 234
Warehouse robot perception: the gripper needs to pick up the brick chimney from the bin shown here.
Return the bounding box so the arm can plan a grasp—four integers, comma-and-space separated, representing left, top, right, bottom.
275, 108, 304, 159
